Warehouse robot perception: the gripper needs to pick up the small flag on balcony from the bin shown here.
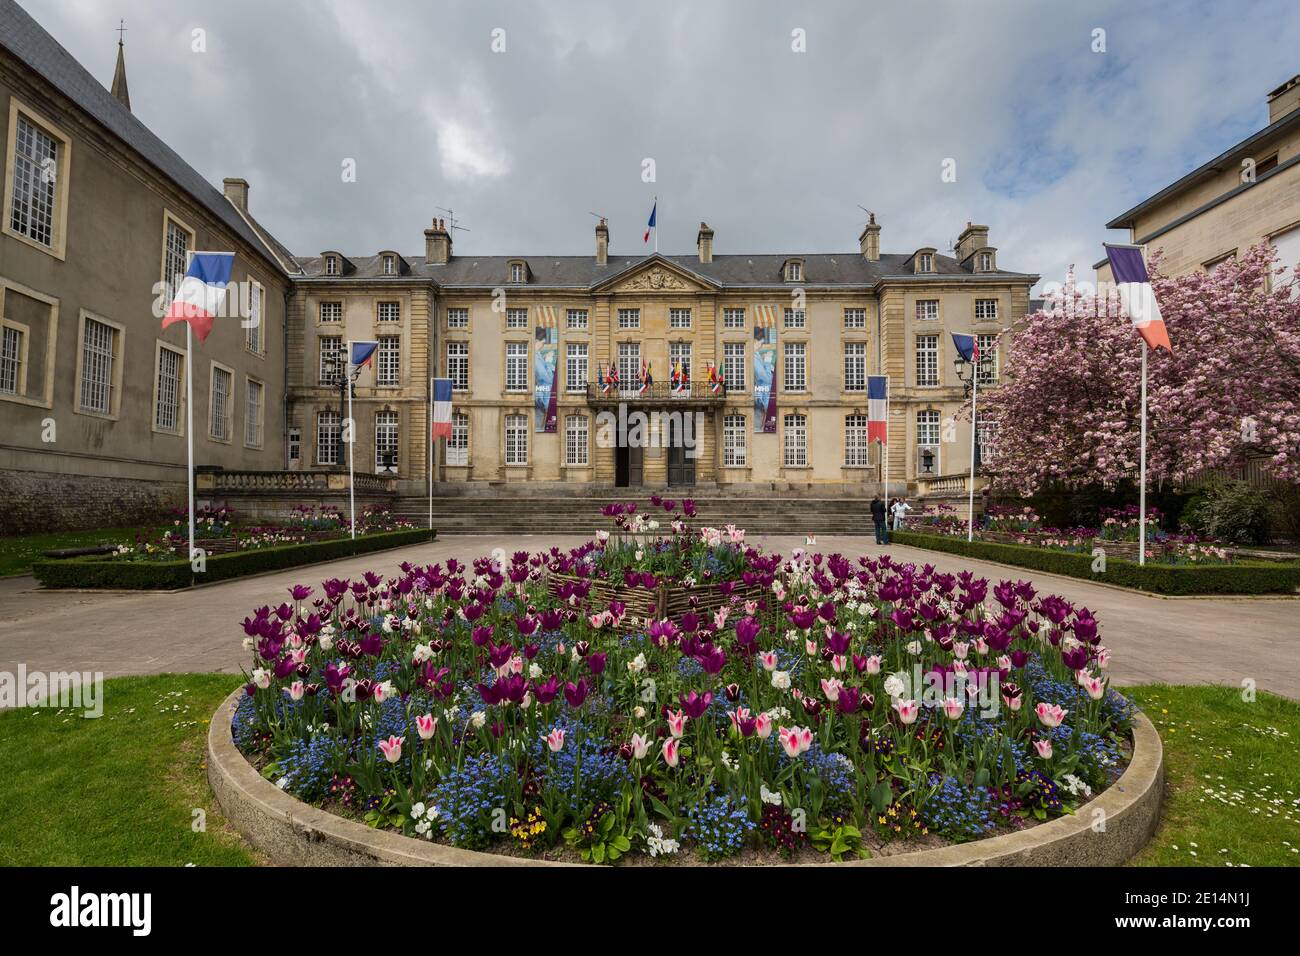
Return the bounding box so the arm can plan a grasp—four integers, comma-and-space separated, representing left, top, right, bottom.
1104, 243, 1173, 351
867, 375, 888, 443
430, 378, 453, 440
350, 340, 380, 368
161, 251, 235, 343
639, 359, 652, 394
707, 362, 722, 394
951, 333, 980, 364
606, 364, 620, 392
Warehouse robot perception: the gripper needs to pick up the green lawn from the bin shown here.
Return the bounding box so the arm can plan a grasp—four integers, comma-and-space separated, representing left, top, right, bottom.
0, 676, 1295, 866
0, 526, 146, 577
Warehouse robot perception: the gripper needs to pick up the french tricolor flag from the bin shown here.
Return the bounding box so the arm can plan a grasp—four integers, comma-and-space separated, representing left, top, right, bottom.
161, 252, 235, 343
951, 333, 980, 364
867, 375, 888, 443
351, 341, 380, 368
1105, 243, 1173, 352
643, 200, 656, 244
430, 377, 453, 440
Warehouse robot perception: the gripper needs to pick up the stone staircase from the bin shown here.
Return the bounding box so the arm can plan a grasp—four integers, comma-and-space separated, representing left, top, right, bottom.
391, 494, 877, 536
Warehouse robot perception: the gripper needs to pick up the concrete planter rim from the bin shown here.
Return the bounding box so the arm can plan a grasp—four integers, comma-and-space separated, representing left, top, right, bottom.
208, 687, 1162, 867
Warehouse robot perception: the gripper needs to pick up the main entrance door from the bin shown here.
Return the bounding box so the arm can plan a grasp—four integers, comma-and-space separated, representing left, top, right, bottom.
666, 417, 695, 486
615, 442, 643, 487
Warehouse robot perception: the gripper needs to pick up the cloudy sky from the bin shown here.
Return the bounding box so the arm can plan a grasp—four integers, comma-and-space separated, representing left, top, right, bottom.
20, 0, 1300, 290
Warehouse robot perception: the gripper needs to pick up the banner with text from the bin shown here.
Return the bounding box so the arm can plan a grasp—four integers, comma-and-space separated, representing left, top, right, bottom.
753, 304, 778, 433
534, 306, 559, 432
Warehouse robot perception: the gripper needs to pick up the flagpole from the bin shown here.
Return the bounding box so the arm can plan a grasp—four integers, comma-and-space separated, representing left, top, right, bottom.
654, 195, 659, 254
968, 362, 978, 542
428, 376, 434, 532
346, 339, 355, 540
1139, 340, 1148, 566
185, 319, 195, 564
882, 376, 890, 522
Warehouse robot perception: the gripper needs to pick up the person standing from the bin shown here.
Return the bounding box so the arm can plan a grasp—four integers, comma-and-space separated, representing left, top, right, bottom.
870, 495, 888, 545
891, 496, 912, 531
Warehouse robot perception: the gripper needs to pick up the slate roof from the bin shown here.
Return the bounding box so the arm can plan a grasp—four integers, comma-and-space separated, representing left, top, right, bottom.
0, 0, 290, 274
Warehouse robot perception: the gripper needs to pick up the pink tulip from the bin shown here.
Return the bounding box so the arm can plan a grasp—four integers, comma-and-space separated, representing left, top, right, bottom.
892, 699, 920, 724
713, 607, 729, 630
285, 680, 305, 701
952, 642, 969, 661
744, 600, 759, 615
543, 728, 566, 752
629, 732, 651, 760
758, 651, 779, 671
1004, 692, 1023, 712
1035, 702, 1068, 728
831, 654, 847, 673
805, 639, 818, 657
662, 737, 680, 768
1079, 674, 1106, 700
942, 697, 964, 720
778, 726, 802, 758
754, 713, 773, 738
666, 709, 688, 739
865, 655, 882, 675
1033, 738, 1053, 760
377, 735, 404, 763
415, 713, 438, 740
820, 678, 843, 702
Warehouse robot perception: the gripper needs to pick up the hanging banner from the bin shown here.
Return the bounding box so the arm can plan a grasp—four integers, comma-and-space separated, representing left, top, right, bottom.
753, 304, 778, 433
534, 306, 559, 432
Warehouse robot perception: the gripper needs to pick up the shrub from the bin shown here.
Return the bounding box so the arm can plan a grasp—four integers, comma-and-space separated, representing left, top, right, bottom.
1181, 480, 1272, 545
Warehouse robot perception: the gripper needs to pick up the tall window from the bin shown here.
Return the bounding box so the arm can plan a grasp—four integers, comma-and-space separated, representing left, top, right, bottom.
783, 413, 807, 466
783, 307, 805, 329
916, 300, 939, 321
154, 345, 183, 432
377, 336, 400, 386
723, 414, 747, 466
446, 412, 469, 466
319, 336, 343, 384
669, 308, 692, 329
506, 308, 528, 329
976, 334, 999, 385
78, 317, 117, 414
210, 366, 232, 441
918, 253, 934, 272
916, 334, 939, 387
976, 416, 997, 464
917, 409, 941, 446
447, 307, 469, 329
723, 341, 745, 391
0, 325, 21, 394
844, 414, 870, 466
566, 342, 588, 392
383, 255, 396, 275
783, 341, 806, 391
510, 263, 526, 283
979, 252, 992, 272
164, 218, 190, 292
319, 301, 342, 323
566, 308, 588, 330
10, 115, 58, 247
325, 256, 339, 276
506, 341, 529, 392
669, 341, 692, 382
786, 261, 803, 282
505, 413, 528, 465
618, 308, 640, 329
244, 379, 264, 448
377, 301, 400, 323
375, 410, 399, 473
245, 282, 263, 353
723, 307, 745, 329
565, 414, 589, 465
843, 342, 866, 392
446, 341, 469, 390
975, 298, 998, 321
617, 342, 640, 394
317, 410, 341, 465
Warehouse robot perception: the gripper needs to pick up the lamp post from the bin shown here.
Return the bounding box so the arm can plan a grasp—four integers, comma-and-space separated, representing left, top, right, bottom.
952, 355, 979, 541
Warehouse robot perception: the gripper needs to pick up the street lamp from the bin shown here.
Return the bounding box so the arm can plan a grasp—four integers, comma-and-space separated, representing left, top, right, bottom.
953, 356, 975, 398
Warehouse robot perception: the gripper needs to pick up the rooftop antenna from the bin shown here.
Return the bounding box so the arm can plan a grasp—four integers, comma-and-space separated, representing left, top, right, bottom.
435, 206, 471, 234
856, 204, 874, 219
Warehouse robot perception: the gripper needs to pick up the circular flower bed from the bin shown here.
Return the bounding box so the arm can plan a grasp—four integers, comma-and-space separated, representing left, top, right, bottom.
233, 500, 1136, 864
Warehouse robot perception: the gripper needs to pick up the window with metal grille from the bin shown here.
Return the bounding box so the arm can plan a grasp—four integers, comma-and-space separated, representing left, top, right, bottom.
319, 336, 343, 384
505, 413, 528, 465
210, 366, 231, 440
723, 307, 745, 329
566, 342, 588, 392
618, 308, 640, 329
669, 342, 691, 383
1, 326, 24, 394
566, 308, 588, 330
78, 317, 116, 414
317, 410, 341, 465
845, 413, 870, 466
916, 299, 939, 321
319, 301, 342, 323
245, 283, 263, 353
783, 308, 805, 329
375, 410, 399, 473
506, 341, 528, 392
506, 308, 528, 329
154, 345, 182, 431
446, 341, 469, 390
377, 301, 400, 323
377, 337, 400, 386
164, 219, 190, 293
723, 413, 747, 466
975, 298, 998, 321
10, 115, 58, 246
783, 413, 807, 466
618, 342, 639, 395
245, 379, 264, 447
844, 308, 866, 329
446, 412, 469, 465
976, 415, 997, 463
783, 341, 806, 391
565, 414, 588, 465
723, 341, 745, 391
843, 342, 866, 392
916, 409, 940, 446
669, 308, 691, 329
916, 334, 939, 386
447, 307, 469, 329
976, 334, 999, 385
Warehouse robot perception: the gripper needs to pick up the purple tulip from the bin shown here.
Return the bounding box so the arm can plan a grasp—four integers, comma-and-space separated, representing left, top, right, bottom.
679, 690, 712, 719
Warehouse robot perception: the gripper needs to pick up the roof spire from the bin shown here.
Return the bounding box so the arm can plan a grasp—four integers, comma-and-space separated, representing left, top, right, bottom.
110, 20, 130, 110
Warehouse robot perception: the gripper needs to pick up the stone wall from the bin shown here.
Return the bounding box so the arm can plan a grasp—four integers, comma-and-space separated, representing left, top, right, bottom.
0, 469, 184, 535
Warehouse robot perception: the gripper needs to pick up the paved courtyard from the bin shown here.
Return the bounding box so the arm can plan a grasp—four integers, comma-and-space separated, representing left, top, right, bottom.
1, 533, 1296, 699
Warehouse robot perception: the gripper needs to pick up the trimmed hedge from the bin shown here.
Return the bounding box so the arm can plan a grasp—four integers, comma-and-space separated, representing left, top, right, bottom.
32, 529, 437, 590
891, 531, 1300, 596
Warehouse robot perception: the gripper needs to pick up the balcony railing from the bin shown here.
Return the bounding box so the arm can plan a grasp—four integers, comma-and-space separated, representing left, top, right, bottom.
585, 381, 727, 404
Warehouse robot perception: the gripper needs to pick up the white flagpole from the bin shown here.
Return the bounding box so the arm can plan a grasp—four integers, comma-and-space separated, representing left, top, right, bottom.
185, 320, 195, 563
654, 196, 659, 254
882, 376, 890, 520
1139, 340, 1148, 566
967, 359, 978, 542
346, 340, 355, 539
428, 376, 434, 532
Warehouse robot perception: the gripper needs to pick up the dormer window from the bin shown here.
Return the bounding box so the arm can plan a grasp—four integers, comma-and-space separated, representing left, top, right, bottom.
509, 261, 527, 283
978, 252, 993, 272
918, 253, 933, 273
325, 256, 339, 276
784, 260, 804, 282
383, 255, 395, 275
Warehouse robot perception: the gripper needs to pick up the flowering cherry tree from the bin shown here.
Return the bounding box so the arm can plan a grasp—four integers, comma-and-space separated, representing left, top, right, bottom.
982, 244, 1300, 495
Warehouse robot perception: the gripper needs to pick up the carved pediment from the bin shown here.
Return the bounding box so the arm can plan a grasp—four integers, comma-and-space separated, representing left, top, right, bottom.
614, 266, 694, 292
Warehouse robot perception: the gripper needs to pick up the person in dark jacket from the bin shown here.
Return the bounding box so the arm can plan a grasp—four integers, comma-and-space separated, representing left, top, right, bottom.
870, 496, 888, 545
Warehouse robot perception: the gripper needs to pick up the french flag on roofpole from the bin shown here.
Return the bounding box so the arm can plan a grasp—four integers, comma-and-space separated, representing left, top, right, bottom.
644, 197, 657, 249
951, 333, 980, 363
1104, 243, 1173, 351
430, 378, 453, 440
867, 375, 888, 444
350, 340, 379, 369
161, 251, 234, 343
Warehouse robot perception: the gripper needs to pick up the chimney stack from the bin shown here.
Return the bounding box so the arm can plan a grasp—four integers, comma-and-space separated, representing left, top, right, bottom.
425, 217, 451, 265
595, 217, 609, 264
956, 221, 990, 264
696, 222, 714, 263
858, 212, 880, 262
1268, 73, 1300, 123
222, 177, 250, 212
